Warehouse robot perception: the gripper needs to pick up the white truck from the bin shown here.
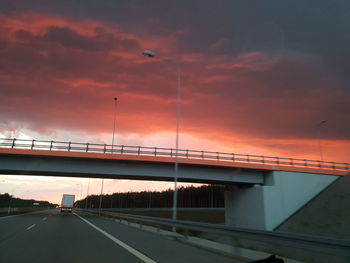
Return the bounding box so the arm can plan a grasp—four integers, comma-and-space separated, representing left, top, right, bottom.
60, 194, 75, 213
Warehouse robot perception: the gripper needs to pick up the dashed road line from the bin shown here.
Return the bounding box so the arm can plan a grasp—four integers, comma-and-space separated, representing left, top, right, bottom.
42, 217, 47, 221
26, 224, 36, 231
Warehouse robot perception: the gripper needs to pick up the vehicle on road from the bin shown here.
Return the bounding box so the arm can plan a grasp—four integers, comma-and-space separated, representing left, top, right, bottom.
60, 194, 75, 213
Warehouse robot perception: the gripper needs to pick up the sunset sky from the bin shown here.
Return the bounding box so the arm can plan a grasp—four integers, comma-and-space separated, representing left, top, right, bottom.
0, 1, 349, 203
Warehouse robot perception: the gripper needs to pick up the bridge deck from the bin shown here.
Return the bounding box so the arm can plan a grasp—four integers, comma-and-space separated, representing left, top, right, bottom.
0, 148, 347, 176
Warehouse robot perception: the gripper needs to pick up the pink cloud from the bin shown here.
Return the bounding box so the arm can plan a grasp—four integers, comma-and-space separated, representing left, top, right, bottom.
0, 12, 349, 163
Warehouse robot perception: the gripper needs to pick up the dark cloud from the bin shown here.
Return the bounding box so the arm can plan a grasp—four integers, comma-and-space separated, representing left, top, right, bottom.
0, 2, 349, 161
0, 15, 349, 142
15, 26, 140, 52
2, 1, 350, 67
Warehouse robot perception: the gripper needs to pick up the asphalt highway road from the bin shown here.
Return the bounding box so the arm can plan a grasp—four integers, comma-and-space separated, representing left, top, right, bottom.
0, 209, 242, 263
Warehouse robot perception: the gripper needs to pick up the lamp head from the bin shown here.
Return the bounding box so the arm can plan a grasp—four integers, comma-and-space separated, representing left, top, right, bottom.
143, 50, 156, 58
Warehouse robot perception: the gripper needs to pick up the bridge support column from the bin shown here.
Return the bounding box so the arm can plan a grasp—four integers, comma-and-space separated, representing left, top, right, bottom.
225, 171, 338, 230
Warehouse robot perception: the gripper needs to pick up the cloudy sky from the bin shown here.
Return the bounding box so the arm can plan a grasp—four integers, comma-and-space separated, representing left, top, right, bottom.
0, 1, 349, 203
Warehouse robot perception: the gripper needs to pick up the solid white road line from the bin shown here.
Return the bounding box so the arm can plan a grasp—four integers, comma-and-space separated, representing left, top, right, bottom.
75, 213, 157, 263
26, 224, 36, 230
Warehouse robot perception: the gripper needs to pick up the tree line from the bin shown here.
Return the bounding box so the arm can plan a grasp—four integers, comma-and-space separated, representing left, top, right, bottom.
0, 193, 57, 208
75, 185, 225, 209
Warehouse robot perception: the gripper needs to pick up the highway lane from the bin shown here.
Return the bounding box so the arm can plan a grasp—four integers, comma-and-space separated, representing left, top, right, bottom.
0, 209, 145, 263
0, 209, 242, 263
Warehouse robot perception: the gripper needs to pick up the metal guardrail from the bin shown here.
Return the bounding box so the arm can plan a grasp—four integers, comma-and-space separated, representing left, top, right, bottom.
80, 209, 350, 260
85, 207, 225, 212
0, 138, 349, 172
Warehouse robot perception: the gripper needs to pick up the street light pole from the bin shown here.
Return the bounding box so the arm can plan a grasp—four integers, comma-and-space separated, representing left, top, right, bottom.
142, 50, 181, 230
85, 178, 90, 209
98, 178, 104, 216
7, 194, 13, 214
7, 188, 15, 215
111, 97, 118, 153
317, 120, 327, 161
172, 67, 181, 228
99, 97, 118, 215
75, 183, 82, 208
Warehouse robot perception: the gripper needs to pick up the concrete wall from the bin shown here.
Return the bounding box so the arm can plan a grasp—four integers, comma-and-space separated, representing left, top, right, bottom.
276, 175, 350, 239
225, 171, 338, 230
225, 186, 266, 229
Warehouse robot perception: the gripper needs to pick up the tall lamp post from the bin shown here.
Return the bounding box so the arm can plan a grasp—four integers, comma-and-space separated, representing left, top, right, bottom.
7, 191, 14, 214
172, 67, 181, 227
142, 50, 181, 229
75, 183, 83, 208
317, 120, 327, 161
111, 97, 118, 153
98, 178, 104, 215
99, 97, 118, 215
85, 178, 90, 209
7, 187, 18, 215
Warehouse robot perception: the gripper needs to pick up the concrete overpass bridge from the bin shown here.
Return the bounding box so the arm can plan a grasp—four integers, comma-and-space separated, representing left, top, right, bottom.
0, 138, 349, 231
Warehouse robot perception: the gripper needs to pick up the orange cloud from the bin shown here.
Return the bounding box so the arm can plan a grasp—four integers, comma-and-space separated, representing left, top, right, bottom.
0, 12, 349, 164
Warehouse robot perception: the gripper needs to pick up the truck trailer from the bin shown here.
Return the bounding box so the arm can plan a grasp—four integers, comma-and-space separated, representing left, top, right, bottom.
60, 194, 75, 213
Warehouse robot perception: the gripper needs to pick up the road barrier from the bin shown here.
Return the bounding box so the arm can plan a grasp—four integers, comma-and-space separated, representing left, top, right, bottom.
79, 209, 350, 263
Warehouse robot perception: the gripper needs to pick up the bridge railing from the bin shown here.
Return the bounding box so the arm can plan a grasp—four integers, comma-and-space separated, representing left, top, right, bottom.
0, 138, 349, 172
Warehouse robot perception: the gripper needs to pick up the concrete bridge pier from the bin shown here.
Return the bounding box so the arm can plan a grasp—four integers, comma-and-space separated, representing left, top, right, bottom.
224, 170, 339, 230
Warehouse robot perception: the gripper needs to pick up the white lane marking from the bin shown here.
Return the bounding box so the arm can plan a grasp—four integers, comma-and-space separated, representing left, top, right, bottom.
75, 213, 156, 263
0, 214, 20, 220
26, 224, 36, 230
0, 209, 54, 220
42, 217, 47, 221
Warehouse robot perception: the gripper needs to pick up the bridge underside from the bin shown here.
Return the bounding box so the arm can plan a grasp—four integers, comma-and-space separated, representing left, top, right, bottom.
1, 148, 344, 231
0, 153, 265, 185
